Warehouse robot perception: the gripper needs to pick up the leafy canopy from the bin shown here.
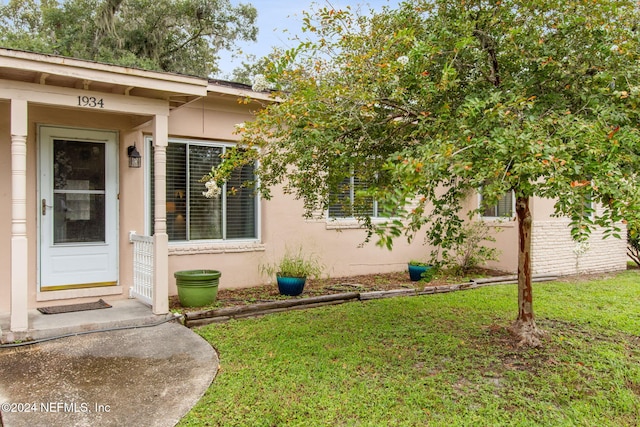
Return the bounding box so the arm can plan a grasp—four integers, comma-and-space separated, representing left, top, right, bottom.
217, 0, 640, 257
0, 0, 258, 77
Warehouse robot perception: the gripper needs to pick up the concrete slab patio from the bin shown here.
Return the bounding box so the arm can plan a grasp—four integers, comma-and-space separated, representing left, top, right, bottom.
0, 300, 179, 343
0, 304, 218, 427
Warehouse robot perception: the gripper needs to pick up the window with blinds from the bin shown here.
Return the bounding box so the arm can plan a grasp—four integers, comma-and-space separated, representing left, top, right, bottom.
149, 140, 257, 241
481, 191, 514, 218
328, 175, 379, 218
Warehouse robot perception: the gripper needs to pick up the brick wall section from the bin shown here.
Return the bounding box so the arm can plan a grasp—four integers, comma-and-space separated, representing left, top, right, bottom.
532, 219, 627, 276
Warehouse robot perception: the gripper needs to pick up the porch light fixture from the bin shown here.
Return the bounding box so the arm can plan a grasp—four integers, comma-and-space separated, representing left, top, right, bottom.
127, 143, 142, 168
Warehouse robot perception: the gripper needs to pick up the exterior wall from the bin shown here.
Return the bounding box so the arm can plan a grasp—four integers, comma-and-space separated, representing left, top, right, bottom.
163, 96, 248, 140
530, 197, 627, 275
466, 194, 628, 276
532, 219, 627, 276
148, 97, 430, 292
481, 221, 519, 274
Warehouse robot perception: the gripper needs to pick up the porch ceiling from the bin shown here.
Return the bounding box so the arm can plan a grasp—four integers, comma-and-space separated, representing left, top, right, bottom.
0, 48, 208, 110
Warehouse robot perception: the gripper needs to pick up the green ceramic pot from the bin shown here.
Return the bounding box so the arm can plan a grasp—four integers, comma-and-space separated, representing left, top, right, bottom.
174, 270, 221, 307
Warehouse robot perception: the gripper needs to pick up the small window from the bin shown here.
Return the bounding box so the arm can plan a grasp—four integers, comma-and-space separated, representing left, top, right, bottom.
581, 194, 594, 219
328, 175, 375, 218
327, 172, 394, 219
481, 191, 514, 218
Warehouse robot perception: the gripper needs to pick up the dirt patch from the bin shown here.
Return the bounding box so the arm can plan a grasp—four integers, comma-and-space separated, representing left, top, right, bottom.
170, 268, 507, 313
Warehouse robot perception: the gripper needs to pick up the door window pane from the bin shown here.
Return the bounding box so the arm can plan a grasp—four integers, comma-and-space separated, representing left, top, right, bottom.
54, 193, 105, 243
54, 140, 105, 190
52, 139, 106, 243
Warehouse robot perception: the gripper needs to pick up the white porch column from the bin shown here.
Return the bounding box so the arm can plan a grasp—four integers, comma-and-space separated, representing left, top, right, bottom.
10, 99, 28, 332
152, 114, 169, 315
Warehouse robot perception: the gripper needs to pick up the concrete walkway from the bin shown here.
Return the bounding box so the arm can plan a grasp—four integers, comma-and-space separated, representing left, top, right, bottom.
0, 303, 218, 427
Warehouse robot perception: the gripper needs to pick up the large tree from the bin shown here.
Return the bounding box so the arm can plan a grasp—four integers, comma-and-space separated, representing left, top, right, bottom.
0, 0, 257, 77
214, 0, 640, 346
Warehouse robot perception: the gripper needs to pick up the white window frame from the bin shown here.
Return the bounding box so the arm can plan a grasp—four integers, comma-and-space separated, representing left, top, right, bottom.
145, 136, 261, 244
581, 193, 595, 220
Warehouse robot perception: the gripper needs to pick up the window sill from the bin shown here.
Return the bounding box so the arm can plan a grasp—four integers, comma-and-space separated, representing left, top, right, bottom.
326, 218, 388, 230
481, 217, 517, 228
168, 241, 265, 255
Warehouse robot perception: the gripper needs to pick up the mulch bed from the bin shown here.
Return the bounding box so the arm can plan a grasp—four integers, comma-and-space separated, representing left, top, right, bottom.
170, 268, 507, 313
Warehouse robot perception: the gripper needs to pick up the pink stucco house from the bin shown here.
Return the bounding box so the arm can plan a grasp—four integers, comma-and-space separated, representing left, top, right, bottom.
0, 48, 627, 339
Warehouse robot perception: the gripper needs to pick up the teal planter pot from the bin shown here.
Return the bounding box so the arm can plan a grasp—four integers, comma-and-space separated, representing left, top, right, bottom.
174, 270, 221, 307
408, 264, 434, 282
277, 275, 306, 296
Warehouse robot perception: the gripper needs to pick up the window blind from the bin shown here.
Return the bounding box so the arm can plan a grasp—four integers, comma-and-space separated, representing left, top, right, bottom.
329, 175, 377, 218
149, 140, 257, 241
483, 191, 514, 217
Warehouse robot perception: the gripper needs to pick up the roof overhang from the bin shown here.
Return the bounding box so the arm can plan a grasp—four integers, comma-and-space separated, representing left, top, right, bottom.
0, 48, 276, 116
0, 48, 209, 110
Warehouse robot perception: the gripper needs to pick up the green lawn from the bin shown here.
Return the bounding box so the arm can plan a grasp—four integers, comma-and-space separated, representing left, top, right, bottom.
179, 271, 640, 426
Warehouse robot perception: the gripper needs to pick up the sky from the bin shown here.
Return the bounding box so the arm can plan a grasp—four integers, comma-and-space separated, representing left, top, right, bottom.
216, 0, 401, 78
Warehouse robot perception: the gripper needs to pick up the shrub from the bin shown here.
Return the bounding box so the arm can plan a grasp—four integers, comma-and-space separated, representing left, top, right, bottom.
443, 221, 501, 275
261, 246, 324, 279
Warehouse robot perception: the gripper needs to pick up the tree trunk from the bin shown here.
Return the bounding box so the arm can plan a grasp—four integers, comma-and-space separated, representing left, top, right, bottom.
509, 195, 546, 347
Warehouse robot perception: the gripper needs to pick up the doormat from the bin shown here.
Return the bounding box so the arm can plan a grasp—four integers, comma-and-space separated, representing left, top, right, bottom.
37, 299, 112, 315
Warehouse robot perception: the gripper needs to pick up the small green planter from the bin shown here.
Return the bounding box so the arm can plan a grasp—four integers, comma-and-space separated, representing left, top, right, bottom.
174, 270, 221, 307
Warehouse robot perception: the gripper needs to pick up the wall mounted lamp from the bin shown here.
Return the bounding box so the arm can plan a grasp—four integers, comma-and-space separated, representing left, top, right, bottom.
127, 143, 142, 168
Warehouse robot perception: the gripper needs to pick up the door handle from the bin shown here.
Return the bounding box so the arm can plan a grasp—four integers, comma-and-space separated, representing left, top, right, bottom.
42, 199, 53, 215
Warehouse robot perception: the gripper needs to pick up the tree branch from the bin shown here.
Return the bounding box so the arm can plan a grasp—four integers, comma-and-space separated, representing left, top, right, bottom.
164, 22, 205, 57
473, 29, 500, 87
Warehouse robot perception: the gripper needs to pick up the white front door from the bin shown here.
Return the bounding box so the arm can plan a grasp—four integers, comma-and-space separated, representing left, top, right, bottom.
39, 126, 119, 290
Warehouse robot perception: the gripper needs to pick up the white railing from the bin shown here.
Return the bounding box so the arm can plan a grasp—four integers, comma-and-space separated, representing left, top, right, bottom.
129, 232, 154, 306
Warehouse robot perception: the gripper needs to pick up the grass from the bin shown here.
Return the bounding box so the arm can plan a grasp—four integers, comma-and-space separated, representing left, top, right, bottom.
179, 271, 640, 426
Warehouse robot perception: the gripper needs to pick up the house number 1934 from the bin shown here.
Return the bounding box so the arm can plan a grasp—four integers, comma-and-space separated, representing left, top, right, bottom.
77, 96, 105, 108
